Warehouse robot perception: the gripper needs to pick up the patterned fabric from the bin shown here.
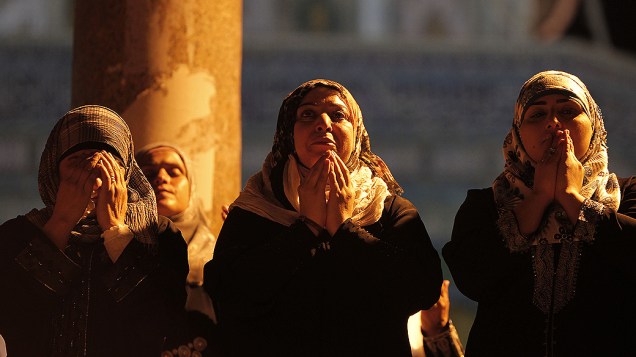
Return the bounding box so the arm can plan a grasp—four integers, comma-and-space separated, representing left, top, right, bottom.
26, 105, 158, 245
233, 79, 397, 228
492, 70, 621, 313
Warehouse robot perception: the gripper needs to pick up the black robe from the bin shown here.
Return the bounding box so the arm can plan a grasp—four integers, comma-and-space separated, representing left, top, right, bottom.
0, 215, 198, 356
443, 176, 636, 357
205, 188, 443, 357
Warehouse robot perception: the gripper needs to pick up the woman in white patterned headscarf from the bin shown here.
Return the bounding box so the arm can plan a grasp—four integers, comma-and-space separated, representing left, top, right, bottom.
204, 79, 442, 356
0, 105, 209, 356
444, 70, 636, 357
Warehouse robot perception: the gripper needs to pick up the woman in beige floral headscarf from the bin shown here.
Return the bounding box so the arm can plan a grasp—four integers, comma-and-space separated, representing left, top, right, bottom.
444, 71, 636, 357
205, 79, 443, 356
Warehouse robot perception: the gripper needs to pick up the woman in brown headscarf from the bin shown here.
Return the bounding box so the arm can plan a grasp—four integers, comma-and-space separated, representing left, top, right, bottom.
0, 106, 208, 356
204, 79, 442, 356
443, 70, 636, 357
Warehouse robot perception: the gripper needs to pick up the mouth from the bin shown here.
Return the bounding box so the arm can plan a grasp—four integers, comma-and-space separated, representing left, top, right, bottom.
155, 187, 174, 197
311, 137, 336, 149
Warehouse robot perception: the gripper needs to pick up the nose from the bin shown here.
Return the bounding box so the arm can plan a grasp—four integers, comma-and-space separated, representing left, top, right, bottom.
546, 113, 562, 130
152, 168, 170, 186
315, 113, 333, 132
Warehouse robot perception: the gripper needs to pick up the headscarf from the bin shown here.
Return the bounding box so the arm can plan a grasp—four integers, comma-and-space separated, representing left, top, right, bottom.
233, 79, 401, 228
492, 70, 621, 313
135, 143, 216, 285
26, 105, 158, 245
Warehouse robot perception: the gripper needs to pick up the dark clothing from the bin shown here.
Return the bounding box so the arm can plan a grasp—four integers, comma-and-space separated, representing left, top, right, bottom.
443, 176, 636, 357
0, 215, 192, 357
205, 195, 442, 357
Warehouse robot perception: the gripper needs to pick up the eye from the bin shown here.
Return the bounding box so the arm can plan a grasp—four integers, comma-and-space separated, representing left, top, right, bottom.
169, 168, 184, 177
332, 110, 347, 122
559, 105, 581, 118
525, 110, 545, 123
297, 109, 315, 121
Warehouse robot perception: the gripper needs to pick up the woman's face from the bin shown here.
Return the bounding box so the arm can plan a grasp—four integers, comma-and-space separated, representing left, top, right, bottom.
293, 87, 355, 168
138, 147, 191, 217
519, 93, 593, 162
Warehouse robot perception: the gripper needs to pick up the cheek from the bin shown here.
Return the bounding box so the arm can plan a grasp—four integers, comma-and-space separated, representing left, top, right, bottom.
570, 122, 594, 159
335, 123, 355, 154
175, 179, 191, 206
518, 126, 544, 161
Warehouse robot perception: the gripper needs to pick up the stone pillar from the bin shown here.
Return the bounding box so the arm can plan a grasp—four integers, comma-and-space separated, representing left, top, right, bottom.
72, 0, 242, 236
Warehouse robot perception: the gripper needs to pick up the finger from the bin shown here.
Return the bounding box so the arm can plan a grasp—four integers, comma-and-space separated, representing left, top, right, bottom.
70, 153, 98, 185
106, 152, 126, 186
303, 155, 328, 188
329, 152, 349, 189
316, 157, 330, 190
440, 280, 450, 298
96, 160, 114, 193
539, 144, 558, 164
76, 154, 100, 191
327, 160, 338, 195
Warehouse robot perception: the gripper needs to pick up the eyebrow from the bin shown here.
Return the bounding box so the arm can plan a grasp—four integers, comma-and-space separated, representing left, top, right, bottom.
528, 98, 574, 106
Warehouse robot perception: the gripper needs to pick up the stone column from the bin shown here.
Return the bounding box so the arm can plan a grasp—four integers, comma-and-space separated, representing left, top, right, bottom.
72, 0, 242, 235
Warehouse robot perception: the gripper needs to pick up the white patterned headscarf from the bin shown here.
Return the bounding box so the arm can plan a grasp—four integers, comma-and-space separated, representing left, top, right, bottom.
492, 70, 621, 313
26, 105, 158, 245
232, 79, 398, 228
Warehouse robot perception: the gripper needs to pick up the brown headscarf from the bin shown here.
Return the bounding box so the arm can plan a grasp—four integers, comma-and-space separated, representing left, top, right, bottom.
232, 79, 401, 227
492, 70, 621, 313
26, 105, 158, 245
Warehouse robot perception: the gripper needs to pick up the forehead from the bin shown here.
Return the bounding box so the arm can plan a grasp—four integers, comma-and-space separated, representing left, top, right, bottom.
139, 147, 185, 168
300, 87, 347, 107
528, 92, 577, 104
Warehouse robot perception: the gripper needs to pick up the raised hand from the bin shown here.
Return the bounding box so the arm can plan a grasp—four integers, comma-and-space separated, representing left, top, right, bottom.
44, 151, 101, 248
298, 153, 329, 234
95, 151, 127, 231
325, 151, 355, 236
554, 129, 586, 223
513, 133, 561, 237
532, 132, 560, 205
421, 280, 451, 336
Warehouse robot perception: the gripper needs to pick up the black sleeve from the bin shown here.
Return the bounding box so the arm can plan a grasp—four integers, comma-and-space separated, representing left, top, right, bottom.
102, 216, 189, 305
442, 189, 528, 303
593, 176, 636, 279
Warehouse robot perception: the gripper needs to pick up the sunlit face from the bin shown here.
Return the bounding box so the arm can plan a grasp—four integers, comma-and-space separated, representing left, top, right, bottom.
138, 147, 190, 217
519, 93, 593, 162
293, 87, 355, 168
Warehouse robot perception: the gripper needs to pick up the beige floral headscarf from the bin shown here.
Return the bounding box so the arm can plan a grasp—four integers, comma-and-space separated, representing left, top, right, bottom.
26, 105, 158, 245
492, 70, 621, 313
232, 79, 400, 228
